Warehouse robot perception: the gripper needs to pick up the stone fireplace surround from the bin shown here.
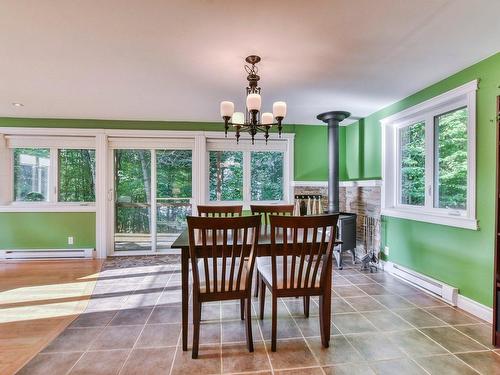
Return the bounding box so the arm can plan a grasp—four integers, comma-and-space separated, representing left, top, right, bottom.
293, 180, 381, 259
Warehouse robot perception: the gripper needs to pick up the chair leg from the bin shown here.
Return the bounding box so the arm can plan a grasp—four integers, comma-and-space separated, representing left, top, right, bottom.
318, 295, 330, 348
259, 277, 266, 320
192, 298, 201, 359
253, 273, 260, 298
244, 297, 254, 352
303, 296, 310, 318
271, 295, 277, 352
240, 299, 245, 320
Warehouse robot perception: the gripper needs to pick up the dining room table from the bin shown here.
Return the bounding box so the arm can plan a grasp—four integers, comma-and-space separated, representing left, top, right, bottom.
171, 224, 341, 351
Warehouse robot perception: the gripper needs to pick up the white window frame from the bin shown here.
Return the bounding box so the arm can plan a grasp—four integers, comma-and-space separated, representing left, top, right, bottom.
3, 136, 96, 211
107, 137, 196, 255
0, 128, 295, 257
380, 80, 477, 230
206, 135, 293, 208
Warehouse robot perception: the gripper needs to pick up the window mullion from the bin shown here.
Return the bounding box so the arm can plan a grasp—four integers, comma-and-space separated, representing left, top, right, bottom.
424, 115, 434, 210
50, 148, 58, 203
243, 151, 251, 207
151, 149, 157, 253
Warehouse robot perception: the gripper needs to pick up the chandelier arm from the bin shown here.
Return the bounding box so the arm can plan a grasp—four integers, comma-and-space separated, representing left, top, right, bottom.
226, 122, 280, 130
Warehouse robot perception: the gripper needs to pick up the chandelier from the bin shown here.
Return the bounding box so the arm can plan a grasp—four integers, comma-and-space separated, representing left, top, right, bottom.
220, 55, 287, 144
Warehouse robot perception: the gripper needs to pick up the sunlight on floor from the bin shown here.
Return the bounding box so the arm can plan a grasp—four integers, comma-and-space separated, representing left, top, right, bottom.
0, 260, 102, 375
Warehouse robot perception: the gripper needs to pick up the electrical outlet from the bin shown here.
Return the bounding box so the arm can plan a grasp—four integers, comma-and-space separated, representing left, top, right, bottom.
68, 236, 74, 245
384, 246, 389, 256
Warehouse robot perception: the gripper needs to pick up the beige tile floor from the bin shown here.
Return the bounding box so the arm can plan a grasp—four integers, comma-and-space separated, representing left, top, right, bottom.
17, 256, 500, 375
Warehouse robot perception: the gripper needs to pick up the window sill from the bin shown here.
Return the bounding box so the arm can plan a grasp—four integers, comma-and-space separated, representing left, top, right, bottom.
381, 208, 478, 230
0, 203, 96, 213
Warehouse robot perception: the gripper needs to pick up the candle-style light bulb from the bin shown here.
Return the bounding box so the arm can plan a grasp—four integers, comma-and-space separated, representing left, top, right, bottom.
231, 112, 245, 125
246, 93, 262, 111
261, 112, 274, 125
273, 101, 287, 118
220, 101, 234, 118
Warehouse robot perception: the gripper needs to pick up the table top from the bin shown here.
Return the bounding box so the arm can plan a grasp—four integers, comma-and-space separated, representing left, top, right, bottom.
172, 224, 341, 250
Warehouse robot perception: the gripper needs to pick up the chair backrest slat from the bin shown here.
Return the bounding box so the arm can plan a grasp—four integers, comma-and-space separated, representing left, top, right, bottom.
304, 226, 320, 288
228, 228, 238, 291
290, 228, 298, 288
270, 214, 338, 291
296, 227, 309, 288
221, 229, 228, 292
201, 229, 210, 293
250, 204, 294, 226
235, 227, 249, 291
187, 215, 260, 297
310, 226, 327, 288
197, 205, 243, 217
211, 229, 218, 292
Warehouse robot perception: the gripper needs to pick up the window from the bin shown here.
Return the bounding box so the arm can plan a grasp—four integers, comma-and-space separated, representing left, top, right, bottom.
434, 107, 468, 210
14, 148, 50, 202
381, 80, 477, 229
59, 149, 96, 202
12, 147, 96, 204
399, 121, 425, 206
209, 151, 243, 201
156, 150, 193, 250
251, 151, 284, 201
207, 142, 288, 205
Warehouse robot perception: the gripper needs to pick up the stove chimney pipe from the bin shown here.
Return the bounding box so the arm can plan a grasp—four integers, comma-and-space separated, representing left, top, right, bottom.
316, 110, 351, 213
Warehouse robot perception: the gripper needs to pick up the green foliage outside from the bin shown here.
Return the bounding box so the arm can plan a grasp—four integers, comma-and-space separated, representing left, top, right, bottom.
400, 122, 425, 205
59, 149, 96, 202
14, 148, 51, 201
209, 150, 284, 202
115, 149, 151, 234
156, 150, 192, 234
251, 152, 284, 200
114, 149, 193, 248
400, 107, 468, 209
209, 151, 243, 201
435, 108, 468, 209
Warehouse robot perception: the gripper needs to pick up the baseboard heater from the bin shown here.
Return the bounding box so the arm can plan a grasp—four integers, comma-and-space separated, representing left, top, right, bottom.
0, 248, 95, 260
384, 261, 458, 306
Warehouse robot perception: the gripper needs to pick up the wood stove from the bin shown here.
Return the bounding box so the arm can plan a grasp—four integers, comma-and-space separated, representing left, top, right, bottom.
317, 110, 357, 269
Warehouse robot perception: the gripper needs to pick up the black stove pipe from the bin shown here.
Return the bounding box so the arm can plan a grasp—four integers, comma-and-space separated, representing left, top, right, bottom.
316, 111, 351, 213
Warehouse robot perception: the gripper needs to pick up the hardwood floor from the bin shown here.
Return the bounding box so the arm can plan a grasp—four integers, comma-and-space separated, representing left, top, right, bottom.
0, 259, 102, 375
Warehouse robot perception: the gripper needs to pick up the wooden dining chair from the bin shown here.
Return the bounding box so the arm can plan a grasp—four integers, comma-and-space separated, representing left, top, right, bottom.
250, 204, 294, 297
250, 204, 295, 225
256, 214, 339, 351
197, 204, 243, 217
187, 215, 261, 358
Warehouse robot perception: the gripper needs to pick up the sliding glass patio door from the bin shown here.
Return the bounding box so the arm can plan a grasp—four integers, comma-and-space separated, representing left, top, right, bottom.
155, 150, 192, 251
112, 147, 192, 253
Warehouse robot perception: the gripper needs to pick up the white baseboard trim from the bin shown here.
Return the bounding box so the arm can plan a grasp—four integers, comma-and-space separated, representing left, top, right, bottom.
381, 260, 492, 323
457, 294, 493, 324
0, 248, 95, 259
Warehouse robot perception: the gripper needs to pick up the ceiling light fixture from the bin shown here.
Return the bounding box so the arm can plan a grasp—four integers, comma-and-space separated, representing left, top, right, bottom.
12, 102, 24, 107
220, 55, 286, 144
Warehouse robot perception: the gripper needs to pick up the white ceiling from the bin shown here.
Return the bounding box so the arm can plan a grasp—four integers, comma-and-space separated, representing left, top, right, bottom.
1, 0, 499, 125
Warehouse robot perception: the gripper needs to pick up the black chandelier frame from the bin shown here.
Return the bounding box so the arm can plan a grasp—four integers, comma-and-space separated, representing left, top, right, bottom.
223, 55, 284, 144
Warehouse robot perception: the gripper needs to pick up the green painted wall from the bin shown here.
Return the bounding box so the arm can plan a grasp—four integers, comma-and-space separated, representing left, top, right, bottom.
293, 124, 330, 181
348, 52, 500, 306
0, 118, 329, 250
0, 212, 95, 249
